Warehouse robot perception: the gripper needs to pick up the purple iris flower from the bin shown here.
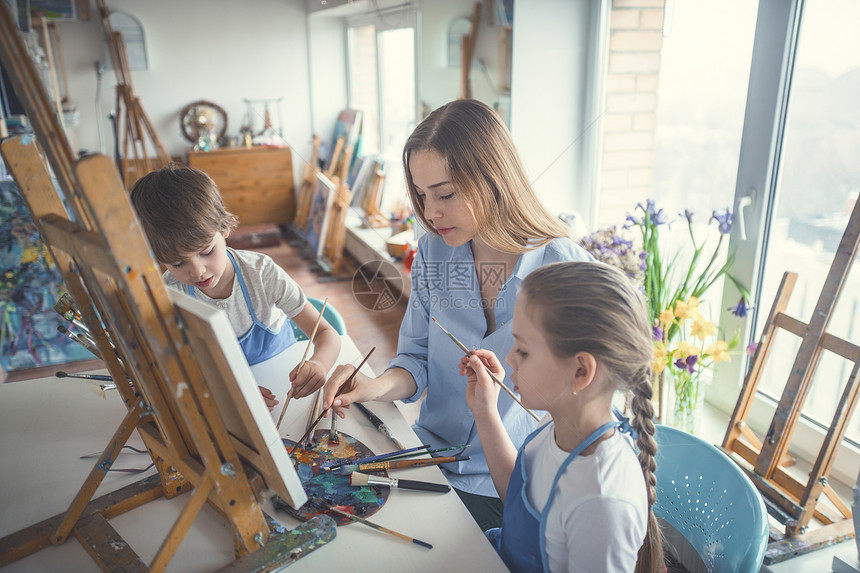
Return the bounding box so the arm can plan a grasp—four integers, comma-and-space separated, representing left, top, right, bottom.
674, 354, 699, 374
682, 209, 694, 223
652, 325, 663, 340
712, 208, 733, 234
729, 297, 753, 317
624, 213, 641, 228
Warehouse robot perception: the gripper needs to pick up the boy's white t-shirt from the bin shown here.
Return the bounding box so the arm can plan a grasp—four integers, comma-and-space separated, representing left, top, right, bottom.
163, 247, 306, 337
524, 419, 648, 573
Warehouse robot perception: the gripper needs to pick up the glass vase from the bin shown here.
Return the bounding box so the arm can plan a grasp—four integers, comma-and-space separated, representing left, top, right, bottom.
662, 369, 705, 435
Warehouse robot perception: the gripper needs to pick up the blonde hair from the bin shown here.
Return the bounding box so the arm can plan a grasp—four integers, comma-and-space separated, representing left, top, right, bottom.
130, 164, 238, 264
520, 261, 664, 573
402, 99, 569, 254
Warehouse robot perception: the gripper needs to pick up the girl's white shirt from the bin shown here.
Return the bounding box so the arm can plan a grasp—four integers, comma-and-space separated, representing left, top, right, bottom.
524, 418, 648, 573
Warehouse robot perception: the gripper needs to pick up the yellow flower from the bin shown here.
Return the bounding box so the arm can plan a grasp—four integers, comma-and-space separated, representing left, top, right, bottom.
658, 309, 675, 327
705, 340, 731, 362
651, 342, 667, 373
673, 297, 700, 321
672, 341, 700, 361
690, 317, 716, 340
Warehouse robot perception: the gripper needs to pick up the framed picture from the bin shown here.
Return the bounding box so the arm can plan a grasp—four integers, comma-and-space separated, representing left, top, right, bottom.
0, 181, 92, 372
167, 289, 307, 509
304, 172, 336, 260
29, 0, 75, 21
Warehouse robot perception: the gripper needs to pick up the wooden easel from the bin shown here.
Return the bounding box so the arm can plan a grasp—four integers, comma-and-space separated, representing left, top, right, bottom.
31, 16, 78, 151
721, 198, 860, 564
0, 6, 334, 570
459, 2, 482, 100
362, 163, 389, 228
294, 134, 322, 231
323, 145, 354, 274
96, 0, 171, 189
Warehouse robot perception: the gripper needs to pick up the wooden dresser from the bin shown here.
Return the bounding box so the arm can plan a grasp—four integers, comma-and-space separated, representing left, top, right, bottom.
188, 146, 295, 226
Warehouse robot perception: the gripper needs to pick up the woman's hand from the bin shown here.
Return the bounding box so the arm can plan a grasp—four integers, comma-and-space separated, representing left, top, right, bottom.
288, 359, 327, 399
459, 349, 504, 418
258, 385, 279, 411
321, 364, 379, 418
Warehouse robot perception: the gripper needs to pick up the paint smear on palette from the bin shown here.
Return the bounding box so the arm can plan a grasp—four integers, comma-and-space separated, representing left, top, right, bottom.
275, 430, 389, 525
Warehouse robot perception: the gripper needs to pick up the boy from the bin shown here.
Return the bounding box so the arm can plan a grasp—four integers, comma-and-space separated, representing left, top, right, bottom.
130, 164, 340, 409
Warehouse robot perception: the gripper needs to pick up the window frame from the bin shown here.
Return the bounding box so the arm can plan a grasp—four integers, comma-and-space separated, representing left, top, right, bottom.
710, 0, 860, 484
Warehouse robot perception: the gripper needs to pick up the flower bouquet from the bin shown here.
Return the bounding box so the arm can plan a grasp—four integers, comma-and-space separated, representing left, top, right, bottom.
581, 200, 750, 432
625, 199, 750, 431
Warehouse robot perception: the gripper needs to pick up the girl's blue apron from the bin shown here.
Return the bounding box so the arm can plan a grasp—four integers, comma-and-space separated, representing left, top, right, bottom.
486, 411, 638, 573
185, 250, 296, 365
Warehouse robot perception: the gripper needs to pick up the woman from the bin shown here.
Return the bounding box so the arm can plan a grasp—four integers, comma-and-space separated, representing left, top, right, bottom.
323, 99, 593, 530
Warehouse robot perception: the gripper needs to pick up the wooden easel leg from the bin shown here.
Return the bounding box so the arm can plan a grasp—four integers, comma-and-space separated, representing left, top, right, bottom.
149, 476, 214, 573
0, 474, 164, 567
73, 512, 147, 571
53, 402, 147, 544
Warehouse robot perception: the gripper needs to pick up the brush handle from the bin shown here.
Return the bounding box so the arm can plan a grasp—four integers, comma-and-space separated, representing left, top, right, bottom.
322, 444, 432, 470
57, 371, 113, 382
358, 456, 467, 472
354, 402, 405, 450
393, 479, 450, 493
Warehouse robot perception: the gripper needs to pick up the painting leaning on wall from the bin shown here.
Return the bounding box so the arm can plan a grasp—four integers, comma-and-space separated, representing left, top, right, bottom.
0, 180, 91, 372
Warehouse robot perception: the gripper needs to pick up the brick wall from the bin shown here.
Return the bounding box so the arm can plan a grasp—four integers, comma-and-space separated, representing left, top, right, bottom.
598, 0, 665, 228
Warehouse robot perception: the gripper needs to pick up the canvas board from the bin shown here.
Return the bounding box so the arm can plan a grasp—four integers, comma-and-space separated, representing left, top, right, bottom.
305, 172, 336, 260
167, 289, 307, 509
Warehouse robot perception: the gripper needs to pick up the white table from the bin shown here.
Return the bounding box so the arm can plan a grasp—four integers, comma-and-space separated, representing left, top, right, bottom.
0, 336, 506, 572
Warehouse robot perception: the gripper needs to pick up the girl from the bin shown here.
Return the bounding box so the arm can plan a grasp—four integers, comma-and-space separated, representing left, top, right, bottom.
460, 261, 663, 573
322, 99, 593, 531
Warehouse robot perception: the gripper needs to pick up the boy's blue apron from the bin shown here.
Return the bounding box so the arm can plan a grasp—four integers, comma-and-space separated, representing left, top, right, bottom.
486, 412, 638, 573
185, 250, 296, 365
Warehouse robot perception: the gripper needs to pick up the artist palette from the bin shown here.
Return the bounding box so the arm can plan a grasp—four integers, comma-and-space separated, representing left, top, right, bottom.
274, 430, 389, 525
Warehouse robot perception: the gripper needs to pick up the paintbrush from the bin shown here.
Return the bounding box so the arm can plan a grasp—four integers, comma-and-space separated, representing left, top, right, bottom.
350, 472, 451, 493
275, 389, 294, 433
431, 317, 540, 422
311, 501, 432, 550
53, 294, 93, 337
289, 346, 376, 455
332, 455, 470, 474
380, 444, 471, 461
57, 324, 102, 359
321, 444, 432, 470
276, 297, 329, 432
353, 402, 404, 450
56, 370, 113, 382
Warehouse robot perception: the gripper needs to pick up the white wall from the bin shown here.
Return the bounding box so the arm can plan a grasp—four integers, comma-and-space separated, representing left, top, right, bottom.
307, 9, 348, 153
510, 0, 598, 224
51, 0, 313, 186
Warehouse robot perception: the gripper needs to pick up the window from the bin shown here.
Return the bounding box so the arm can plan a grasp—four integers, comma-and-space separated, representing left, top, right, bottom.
743, 0, 860, 441
708, 0, 860, 483
346, 8, 417, 215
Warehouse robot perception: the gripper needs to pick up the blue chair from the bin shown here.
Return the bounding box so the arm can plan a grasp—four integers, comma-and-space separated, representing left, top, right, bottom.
653, 424, 768, 573
291, 297, 347, 340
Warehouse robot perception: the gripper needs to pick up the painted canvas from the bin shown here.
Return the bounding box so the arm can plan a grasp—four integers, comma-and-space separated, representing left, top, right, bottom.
0, 180, 91, 372
304, 172, 336, 260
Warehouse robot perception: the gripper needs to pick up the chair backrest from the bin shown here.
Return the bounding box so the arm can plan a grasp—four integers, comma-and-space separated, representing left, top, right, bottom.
653, 424, 768, 573
292, 297, 347, 340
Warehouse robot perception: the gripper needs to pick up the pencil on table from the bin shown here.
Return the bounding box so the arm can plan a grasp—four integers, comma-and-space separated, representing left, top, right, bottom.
276, 297, 328, 431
